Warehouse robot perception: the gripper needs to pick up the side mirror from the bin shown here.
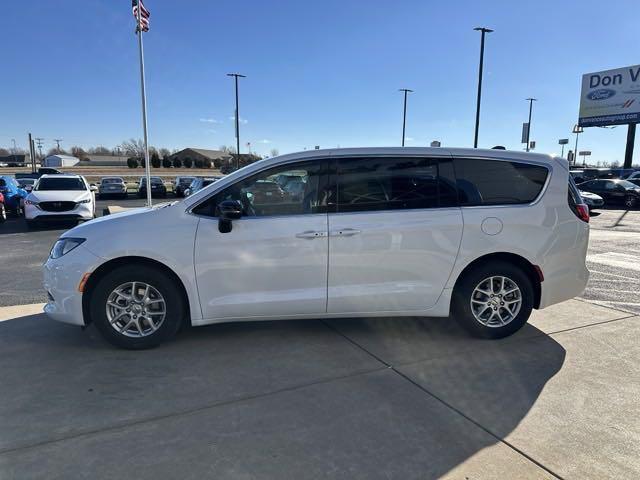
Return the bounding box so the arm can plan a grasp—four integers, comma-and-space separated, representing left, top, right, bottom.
90, 185, 98, 192
216, 199, 243, 233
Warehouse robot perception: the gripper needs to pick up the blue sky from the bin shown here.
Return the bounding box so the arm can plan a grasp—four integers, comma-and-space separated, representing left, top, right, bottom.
1, 0, 637, 162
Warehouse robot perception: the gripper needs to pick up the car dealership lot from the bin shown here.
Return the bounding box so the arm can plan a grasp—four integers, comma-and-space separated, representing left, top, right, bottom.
0, 203, 639, 478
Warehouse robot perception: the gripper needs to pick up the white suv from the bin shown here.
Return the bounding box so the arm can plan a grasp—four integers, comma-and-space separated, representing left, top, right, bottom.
25, 174, 96, 227
43, 148, 590, 349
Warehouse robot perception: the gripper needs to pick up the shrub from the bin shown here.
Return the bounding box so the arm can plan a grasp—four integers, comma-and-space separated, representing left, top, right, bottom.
172, 157, 182, 168
203, 158, 212, 169
151, 152, 161, 168
183, 157, 193, 168
162, 156, 172, 168
194, 158, 204, 168
127, 157, 139, 168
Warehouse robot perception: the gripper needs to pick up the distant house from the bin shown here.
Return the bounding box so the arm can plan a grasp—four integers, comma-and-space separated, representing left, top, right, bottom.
169, 148, 232, 167
43, 154, 80, 167
83, 154, 129, 166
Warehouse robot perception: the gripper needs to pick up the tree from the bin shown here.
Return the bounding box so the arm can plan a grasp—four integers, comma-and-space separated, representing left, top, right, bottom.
127, 157, 139, 168
203, 158, 212, 169
88, 146, 111, 155
71, 146, 88, 160
162, 156, 172, 168
183, 157, 193, 168
219, 145, 236, 154
172, 157, 182, 168
194, 158, 204, 168
47, 147, 69, 157
269, 148, 280, 157
0, 148, 10, 156
151, 152, 161, 168
159, 148, 171, 158
120, 138, 146, 157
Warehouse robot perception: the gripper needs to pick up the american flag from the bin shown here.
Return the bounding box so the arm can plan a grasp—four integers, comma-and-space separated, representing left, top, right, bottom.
132, 0, 150, 32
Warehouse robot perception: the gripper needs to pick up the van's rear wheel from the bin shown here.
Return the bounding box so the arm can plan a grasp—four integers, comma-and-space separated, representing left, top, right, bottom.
452, 261, 533, 339
90, 265, 184, 349
624, 195, 637, 209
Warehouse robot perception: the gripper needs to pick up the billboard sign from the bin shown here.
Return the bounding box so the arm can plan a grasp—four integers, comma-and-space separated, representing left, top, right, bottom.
558, 138, 569, 145
579, 64, 640, 127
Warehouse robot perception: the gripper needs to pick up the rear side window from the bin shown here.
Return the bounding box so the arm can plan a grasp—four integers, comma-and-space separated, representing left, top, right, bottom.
335, 157, 457, 213
453, 158, 548, 206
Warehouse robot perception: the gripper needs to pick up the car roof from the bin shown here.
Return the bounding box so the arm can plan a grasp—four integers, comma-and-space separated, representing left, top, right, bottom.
101, 176, 123, 180
39, 174, 83, 179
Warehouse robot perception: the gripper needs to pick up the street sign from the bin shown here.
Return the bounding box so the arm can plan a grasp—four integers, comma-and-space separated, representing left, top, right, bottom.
559, 138, 569, 145
521, 123, 530, 143
529, 141, 536, 150
430, 141, 441, 147
579, 64, 640, 127
579, 151, 591, 156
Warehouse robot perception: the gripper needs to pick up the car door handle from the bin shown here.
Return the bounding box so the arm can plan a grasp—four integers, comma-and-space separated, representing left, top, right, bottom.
296, 230, 326, 239
330, 228, 361, 237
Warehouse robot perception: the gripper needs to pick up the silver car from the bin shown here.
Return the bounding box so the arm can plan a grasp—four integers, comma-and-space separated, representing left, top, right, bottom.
98, 177, 127, 199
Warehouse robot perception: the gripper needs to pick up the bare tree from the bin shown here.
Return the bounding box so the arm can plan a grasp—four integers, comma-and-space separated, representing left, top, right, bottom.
47, 147, 69, 156
88, 146, 112, 155
0, 148, 10, 156
269, 148, 280, 157
71, 146, 89, 159
119, 138, 146, 157
219, 145, 237, 154
159, 148, 171, 158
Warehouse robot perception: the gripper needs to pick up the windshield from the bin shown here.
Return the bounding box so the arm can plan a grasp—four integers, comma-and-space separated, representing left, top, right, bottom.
101, 178, 122, 184
179, 177, 195, 185
141, 177, 163, 185
35, 177, 86, 191
617, 180, 639, 189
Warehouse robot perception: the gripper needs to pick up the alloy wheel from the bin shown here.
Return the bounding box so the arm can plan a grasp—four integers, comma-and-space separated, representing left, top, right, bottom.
106, 281, 166, 337
470, 276, 522, 328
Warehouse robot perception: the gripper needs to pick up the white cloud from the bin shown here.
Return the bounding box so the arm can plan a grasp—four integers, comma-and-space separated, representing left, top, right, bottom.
405, 137, 415, 142
258, 139, 271, 144
229, 116, 248, 124
199, 118, 219, 124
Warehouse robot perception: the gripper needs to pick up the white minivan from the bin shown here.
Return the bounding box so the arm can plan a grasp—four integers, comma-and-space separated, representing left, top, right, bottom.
43, 148, 590, 349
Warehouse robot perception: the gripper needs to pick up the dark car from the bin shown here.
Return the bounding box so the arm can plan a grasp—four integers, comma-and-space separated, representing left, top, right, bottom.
627, 178, 640, 188
185, 177, 219, 196
138, 176, 167, 198
578, 179, 640, 209
173, 176, 196, 197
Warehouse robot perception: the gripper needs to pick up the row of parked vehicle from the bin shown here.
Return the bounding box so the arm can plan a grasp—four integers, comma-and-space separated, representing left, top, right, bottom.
571, 169, 640, 210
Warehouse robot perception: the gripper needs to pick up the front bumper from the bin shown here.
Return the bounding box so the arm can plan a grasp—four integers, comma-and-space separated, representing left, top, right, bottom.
99, 188, 126, 196
43, 245, 103, 326
25, 202, 94, 221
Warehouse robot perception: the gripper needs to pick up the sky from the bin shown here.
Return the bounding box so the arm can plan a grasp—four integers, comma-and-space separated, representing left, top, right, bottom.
0, 0, 637, 162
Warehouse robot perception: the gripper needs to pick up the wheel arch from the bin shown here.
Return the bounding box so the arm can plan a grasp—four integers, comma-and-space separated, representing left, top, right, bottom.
452, 252, 542, 309
82, 256, 192, 326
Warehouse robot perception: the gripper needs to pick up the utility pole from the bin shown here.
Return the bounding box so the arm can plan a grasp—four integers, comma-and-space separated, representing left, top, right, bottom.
53, 139, 63, 153
227, 73, 246, 171
473, 27, 493, 148
399, 88, 413, 146
28, 133, 36, 173
572, 124, 583, 166
35, 138, 44, 160
525, 98, 537, 152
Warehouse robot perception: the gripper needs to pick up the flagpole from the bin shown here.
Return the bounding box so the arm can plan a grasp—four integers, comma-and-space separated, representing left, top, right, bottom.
136, 3, 152, 208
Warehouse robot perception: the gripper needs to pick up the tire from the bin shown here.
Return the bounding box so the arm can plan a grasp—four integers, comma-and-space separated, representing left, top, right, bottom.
0, 204, 6, 222
452, 261, 534, 339
90, 264, 185, 349
624, 195, 637, 209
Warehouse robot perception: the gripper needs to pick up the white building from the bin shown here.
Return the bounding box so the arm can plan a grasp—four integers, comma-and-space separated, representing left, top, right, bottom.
43, 154, 80, 168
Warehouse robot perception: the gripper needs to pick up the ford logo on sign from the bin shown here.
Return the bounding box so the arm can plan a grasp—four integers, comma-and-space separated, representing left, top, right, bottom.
587, 89, 616, 101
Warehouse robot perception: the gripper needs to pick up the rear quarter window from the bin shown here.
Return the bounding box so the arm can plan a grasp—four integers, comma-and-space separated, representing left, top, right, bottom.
453, 158, 549, 206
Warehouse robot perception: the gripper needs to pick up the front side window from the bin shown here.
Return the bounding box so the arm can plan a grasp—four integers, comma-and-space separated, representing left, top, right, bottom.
35, 177, 86, 191
453, 158, 548, 206
192, 160, 325, 217
335, 157, 456, 213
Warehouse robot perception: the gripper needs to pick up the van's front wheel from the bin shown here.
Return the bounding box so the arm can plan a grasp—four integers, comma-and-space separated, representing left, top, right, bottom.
90, 265, 184, 349
452, 261, 533, 339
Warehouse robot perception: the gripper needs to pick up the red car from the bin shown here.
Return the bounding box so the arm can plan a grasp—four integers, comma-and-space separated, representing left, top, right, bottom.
0, 192, 6, 222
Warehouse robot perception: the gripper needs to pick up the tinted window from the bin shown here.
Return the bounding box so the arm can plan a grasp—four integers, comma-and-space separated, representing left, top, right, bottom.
192, 160, 325, 217
453, 158, 548, 206
36, 177, 85, 191
335, 157, 457, 213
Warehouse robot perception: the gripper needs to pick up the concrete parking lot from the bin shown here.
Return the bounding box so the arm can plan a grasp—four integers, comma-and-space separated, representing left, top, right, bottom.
0, 202, 639, 479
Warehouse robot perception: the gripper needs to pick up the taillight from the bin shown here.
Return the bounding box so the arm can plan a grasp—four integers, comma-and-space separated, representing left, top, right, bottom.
575, 203, 589, 223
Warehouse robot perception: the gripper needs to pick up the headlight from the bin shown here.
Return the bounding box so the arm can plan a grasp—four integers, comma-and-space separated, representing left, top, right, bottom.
25, 199, 39, 205
50, 238, 85, 259
78, 198, 92, 204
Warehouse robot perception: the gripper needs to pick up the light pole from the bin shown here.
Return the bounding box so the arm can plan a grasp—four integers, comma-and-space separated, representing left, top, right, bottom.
525, 98, 537, 152
473, 27, 493, 148
399, 88, 413, 146
227, 73, 246, 171
572, 124, 584, 166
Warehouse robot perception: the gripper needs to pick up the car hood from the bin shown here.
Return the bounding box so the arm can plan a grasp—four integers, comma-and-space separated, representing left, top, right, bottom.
579, 191, 602, 199
28, 191, 92, 203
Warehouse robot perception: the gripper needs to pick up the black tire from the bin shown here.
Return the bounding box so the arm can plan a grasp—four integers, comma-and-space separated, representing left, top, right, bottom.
12, 204, 22, 217
452, 261, 534, 339
0, 204, 6, 222
624, 195, 637, 209
90, 265, 185, 349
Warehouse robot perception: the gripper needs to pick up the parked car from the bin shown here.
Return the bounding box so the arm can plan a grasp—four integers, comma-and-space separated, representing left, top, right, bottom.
138, 176, 167, 198
0, 175, 27, 216
173, 176, 196, 198
24, 174, 96, 227
42, 148, 590, 349
16, 178, 36, 192
626, 171, 640, 181
577, 179, 640, 209
0, 192, 6, 222
627, 178, 640, 188
579, 190, 604, 210
38, 167, 62, 176
184, 176, 219, 197
98, 177, 127, 199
